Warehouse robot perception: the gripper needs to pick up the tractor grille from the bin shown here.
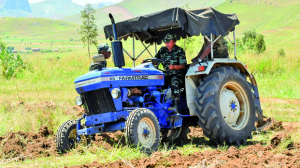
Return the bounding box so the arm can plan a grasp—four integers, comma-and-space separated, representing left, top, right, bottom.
81, 88, 116, 115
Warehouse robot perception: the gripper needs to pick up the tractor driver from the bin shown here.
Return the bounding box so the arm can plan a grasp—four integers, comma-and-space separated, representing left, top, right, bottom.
89, 43, 112, 71
154, 33, 187, 113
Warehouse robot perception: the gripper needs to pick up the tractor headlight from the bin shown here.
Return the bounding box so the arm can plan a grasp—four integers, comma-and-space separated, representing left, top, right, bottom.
75, 96, 83, 106
111, 88, 121, 99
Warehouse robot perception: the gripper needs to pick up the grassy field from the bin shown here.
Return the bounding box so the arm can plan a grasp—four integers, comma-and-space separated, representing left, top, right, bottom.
216, 0, 300, 52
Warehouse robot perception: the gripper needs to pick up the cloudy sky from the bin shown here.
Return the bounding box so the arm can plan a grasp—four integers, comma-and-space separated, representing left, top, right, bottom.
28, 0, 123, 6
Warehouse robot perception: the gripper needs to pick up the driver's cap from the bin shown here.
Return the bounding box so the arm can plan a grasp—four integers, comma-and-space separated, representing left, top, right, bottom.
163, 33, 176, 43
97, 43, 112, 54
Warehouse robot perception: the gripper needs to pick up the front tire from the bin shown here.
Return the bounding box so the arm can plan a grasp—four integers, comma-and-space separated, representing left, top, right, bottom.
56, 120, 92, 153
125, 108, 160, 153
195, 66, 257, 145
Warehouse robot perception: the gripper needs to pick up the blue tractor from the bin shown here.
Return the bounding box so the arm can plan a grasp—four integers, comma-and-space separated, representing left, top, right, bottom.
56, 7, 270, 153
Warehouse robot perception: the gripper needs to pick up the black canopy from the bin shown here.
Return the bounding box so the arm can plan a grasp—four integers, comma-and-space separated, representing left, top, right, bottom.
104, 7, 239, 45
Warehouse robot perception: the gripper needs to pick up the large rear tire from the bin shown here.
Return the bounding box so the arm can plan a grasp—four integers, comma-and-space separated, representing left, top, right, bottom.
125, 108, 160, 153
195, 66, 257, 145
56, 120, 92, 153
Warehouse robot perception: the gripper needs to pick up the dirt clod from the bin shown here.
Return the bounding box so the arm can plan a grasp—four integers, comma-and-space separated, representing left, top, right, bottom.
270, 132, 291, 148
0, 126, 57, 160
38, 125, 53, 137
269, 120, 284, 131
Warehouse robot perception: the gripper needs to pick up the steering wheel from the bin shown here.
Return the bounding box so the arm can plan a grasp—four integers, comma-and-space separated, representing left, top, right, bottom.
142, 58, 165, 69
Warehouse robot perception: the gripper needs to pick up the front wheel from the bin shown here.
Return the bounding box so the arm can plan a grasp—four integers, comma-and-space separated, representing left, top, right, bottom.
56, 120, 92, 153
195, 66, 257, 145
125, 108, 160, 153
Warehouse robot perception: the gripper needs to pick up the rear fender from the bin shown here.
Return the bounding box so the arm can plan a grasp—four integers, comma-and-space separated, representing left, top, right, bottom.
186, 59, 251, 77
185, 59, 251, 117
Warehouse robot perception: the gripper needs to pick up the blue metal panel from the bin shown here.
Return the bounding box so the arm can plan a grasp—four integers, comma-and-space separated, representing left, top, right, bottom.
85, 111, 129, 127
75, 68, 164, 94
121, 88, 128, 102
77, 125, 104, 135
77, 122, 126, 135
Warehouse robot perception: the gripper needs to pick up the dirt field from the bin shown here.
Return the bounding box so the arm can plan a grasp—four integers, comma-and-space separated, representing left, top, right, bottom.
0, 119, 299, 167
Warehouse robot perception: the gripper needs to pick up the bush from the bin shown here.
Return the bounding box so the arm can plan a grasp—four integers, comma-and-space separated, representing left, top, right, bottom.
236, 30, 267, 53
25, 47, 32, 50
278, 48, 285, 57
0, 38, 32, 79
255, 34, 266, 53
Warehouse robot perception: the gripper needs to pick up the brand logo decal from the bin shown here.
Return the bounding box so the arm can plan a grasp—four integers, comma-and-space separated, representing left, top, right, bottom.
118, 76, 149, 80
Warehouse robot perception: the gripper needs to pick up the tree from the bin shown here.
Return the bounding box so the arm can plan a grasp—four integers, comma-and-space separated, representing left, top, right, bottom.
79, 4, 98, 58
0, 38, 31, 79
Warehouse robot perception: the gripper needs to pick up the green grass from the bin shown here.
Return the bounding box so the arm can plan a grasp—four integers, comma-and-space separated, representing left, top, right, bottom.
2, 145, 147, 167
0, 17, 80, 41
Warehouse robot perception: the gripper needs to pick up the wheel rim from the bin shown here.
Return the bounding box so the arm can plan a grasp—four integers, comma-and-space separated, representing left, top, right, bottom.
220, 81, 250, 130
68, 128, 77, 148
137, 117, 156, 148
68, 128, 88, 148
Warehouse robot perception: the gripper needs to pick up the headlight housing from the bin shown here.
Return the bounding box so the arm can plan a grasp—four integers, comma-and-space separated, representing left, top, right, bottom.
75, 96, 83, 106
111, 88, 121, 99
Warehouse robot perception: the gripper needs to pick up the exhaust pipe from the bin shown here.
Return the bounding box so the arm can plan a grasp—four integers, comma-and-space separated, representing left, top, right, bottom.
109, 13, 125, 68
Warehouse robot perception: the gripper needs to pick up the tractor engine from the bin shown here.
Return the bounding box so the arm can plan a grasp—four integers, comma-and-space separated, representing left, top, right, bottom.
74, 63, 165, 116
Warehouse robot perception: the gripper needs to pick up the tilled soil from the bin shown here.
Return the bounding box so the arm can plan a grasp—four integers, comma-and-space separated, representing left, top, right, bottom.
70, 120, 300, 168
0, 126, 57, 160
0, 120, 299, 167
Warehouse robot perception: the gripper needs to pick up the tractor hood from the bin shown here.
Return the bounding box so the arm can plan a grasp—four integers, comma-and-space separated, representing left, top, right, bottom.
74, 63, 164, 93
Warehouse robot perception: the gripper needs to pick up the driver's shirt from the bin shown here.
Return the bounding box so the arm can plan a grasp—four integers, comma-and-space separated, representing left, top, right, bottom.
155, 44, 187, 74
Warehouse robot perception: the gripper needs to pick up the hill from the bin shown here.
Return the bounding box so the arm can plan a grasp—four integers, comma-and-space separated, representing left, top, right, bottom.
0, 0, 31, 17
0, 17, 80, 41
62, 0, 226, 27
216, 0, 300, 51
62, 5, 134, 28
29, 0, 83, 19
118, 0, 226, 16
1, 0, 31, 12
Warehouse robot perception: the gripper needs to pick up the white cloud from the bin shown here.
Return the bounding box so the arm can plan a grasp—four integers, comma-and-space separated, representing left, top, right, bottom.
28, 0, 46, 3
28, 0, 124, 6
